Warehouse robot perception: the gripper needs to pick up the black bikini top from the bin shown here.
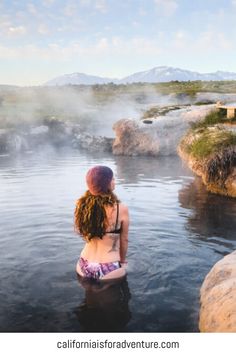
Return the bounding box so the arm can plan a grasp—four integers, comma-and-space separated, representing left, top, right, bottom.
105, 202, 121, 234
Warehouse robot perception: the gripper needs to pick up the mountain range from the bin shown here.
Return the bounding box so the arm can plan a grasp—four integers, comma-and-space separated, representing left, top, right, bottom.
44, 66, 236, 86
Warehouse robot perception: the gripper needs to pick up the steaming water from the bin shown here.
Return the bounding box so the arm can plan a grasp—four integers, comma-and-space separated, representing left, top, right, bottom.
0, 148, 236, 332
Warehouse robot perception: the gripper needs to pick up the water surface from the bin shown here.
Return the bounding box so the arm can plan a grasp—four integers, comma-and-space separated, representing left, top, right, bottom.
0, 148, 235, 332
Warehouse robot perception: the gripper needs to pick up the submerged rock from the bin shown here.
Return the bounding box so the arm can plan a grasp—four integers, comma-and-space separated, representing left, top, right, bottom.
112, 105, 213, 156
199, 251, 236, 332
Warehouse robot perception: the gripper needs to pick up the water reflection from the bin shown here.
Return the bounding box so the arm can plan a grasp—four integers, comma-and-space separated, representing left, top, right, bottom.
114, 155, 192, 184
75, 276, 131, 332
179, 177, 236, 240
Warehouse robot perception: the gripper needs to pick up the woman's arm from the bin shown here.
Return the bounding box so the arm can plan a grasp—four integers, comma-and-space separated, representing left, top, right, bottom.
119, 204, 129, 264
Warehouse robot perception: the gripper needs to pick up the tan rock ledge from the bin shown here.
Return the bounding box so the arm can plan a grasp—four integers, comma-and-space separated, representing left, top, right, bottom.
178, 126, 236, 198
199, 251, 236, 332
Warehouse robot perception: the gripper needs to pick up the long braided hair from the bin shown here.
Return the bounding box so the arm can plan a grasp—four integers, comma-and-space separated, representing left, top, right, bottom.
74, 190, 120, 241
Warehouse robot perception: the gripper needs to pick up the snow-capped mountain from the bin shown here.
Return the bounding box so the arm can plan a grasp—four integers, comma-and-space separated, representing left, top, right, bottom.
119, 66, 202, 83
44, 66, 236, 86
45, 72, 118, 86
119, 66, 236, 83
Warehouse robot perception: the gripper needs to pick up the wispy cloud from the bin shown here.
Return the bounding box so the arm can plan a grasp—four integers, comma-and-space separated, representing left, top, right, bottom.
194, 30, 233, 51
7, 25, 27, 36
0, 0, 236, 85
0, 16, 27, 38
0, 29, 233, 62
0, 36, 161, 60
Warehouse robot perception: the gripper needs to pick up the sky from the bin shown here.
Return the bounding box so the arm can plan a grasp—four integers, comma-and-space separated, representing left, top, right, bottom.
0, 0, 236, 86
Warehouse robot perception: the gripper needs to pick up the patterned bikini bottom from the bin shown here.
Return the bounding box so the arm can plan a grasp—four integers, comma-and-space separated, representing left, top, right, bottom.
79, 257, 121, 280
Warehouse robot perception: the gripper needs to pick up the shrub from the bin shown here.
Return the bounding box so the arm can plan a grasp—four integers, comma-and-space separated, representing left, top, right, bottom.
190, 110, 226, 130
187, 128, 236, 159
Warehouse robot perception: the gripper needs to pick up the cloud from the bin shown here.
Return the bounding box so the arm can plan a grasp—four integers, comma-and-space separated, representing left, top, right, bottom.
0, 36, 161, 60
154, 0, 178, 16
0, 30, 233, 62
0, 19, 27, 37
95, 37, 109, 50
169, 29, 233, 53
172, 30, 189, 49
194, 30, 233, 51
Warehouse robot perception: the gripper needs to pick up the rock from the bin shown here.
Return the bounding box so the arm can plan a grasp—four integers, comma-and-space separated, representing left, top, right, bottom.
27, 125, 50, 148
9, 134, 28, 152
30, 126, 49, 135
0, 119, 113, 154
178, 126, 236, 198
199, 251, 236, 332
112, 119, 160, 156
0, 129, 28, 153
0, 129, 9, 153
72, 133, 113, 152
112, 105, 214, 156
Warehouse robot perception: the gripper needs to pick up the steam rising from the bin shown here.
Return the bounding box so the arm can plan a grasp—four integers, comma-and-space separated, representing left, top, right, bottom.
0, 85, 179, 137
1, 85, 236, 155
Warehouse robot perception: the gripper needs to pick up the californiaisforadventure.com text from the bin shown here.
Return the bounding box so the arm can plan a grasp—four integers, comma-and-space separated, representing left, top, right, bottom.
57, 339, 180, 350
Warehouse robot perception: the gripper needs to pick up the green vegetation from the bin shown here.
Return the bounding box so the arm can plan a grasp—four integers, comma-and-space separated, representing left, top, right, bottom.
180, 125, 236, 195
190, 110, 226, 129
68, 80, 236, 95
185, 128, 236, 159
1, 81, 236, 129
194, 100, 215, 105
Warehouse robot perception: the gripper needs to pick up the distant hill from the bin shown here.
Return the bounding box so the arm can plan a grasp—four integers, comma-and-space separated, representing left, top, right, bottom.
45, 72, 118, 86
44, 66, 236, 86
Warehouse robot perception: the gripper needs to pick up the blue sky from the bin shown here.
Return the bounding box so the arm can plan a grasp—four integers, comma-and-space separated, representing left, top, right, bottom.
0, 0, 236, 85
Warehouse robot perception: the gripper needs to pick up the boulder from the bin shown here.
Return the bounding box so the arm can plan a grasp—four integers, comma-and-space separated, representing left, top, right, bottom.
178, 126, 236, 198
199, 251, 236, 332
72, 133, 113, 152
112, 105, 214, 156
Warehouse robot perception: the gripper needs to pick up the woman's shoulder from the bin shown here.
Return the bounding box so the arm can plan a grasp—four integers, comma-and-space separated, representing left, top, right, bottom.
118, 202, 129, 216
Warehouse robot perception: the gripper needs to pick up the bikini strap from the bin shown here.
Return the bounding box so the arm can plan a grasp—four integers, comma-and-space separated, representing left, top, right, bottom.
115, 202, 119, 230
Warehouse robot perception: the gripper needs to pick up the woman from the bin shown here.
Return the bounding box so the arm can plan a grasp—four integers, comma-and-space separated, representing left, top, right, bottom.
74, 165, 129, 280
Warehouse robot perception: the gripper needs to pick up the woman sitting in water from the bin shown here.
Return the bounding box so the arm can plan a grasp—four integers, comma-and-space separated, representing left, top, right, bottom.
74, 166, 129, 280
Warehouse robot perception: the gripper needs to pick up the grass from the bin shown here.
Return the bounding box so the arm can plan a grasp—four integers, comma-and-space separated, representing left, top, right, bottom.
186, 128, 236, 159
190, 109, 227, 130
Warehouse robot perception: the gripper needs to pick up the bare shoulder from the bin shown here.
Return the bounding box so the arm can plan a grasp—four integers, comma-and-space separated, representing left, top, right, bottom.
119, 202, 129, 217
